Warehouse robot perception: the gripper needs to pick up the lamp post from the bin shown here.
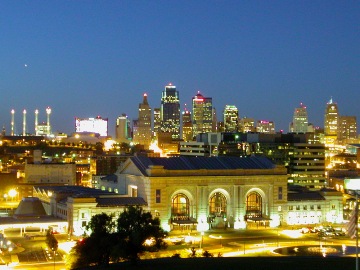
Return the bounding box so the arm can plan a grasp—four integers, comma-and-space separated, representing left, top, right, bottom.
344, 178, 360, 270
201, 232, 204, 249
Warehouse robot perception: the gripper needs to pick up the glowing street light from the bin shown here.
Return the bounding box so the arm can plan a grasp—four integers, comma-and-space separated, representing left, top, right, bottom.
8, 189, 17, 201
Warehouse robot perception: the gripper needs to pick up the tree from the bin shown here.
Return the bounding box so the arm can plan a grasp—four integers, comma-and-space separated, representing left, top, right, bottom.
67, 213, 118, 269
46, 229, 58, 252
116, 206, 167, 263
46, 230, 58, 270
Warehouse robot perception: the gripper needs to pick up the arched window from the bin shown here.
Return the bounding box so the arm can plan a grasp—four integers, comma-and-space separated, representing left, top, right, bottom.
246, 192, 262, 218
209, 192, 227, 217
171, 194, 189, 220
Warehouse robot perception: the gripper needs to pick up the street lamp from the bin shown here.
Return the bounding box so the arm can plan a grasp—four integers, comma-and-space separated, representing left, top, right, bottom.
200, 231, 204, 249
8, 189, 17, 201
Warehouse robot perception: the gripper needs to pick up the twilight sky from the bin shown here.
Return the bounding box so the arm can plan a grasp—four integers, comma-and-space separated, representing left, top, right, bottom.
1, 1, 359, 137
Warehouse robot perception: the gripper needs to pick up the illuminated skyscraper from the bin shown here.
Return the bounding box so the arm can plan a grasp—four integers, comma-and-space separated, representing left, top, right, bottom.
256, 120, 275, 134
160, 83, 180, 140
239, 117, 255, 133
192, 91, 213, 136
324, 98, 338, 144
181, 104, 193, 142
338, 116, 357, 142
223, 105, 239, 132
289, 103, 308, 133
133, 93, 152, 149
115, 113, 131, 143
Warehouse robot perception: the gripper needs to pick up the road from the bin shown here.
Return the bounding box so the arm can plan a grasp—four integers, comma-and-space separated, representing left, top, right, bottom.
1, 226, 357, 268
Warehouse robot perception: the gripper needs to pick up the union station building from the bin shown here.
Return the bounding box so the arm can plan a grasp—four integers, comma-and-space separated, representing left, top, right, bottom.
98, 156, 343, 231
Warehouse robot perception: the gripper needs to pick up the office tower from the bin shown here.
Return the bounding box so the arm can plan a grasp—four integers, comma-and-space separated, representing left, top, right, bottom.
192, 91, 213, 136
338, 116, 357, 142
239, 117, 255, 133
153, 108, 161, 140
133, 93, 152, 149
289, 103, 308, 133
160, 83, 180, 140
324, 98, 339, 144
75, 116, 108, 137
115, 113, 131, 143
256, 120, 275, 134
223, 105, 239, 132
182, 104, 193, 142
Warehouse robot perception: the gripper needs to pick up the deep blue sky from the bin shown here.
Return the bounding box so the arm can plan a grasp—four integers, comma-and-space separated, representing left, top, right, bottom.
1, 1, 359, 137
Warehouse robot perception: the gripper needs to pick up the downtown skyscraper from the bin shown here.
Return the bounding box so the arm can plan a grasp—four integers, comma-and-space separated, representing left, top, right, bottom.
289, 103, 308, 133
223, 105, 239, 132
160, 83, 180, 140
133, 93, 152, 149
192, 91, 213, 136
324, 98, 339, 144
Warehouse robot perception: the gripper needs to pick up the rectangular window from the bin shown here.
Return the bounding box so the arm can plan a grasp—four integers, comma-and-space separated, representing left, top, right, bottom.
82, 221, 87, 227
331, 204, 336, 210
289, 206, 293, 210
278, 187, 283, 200
296, 205, 300, 210
310, 205, 314, 210
317, 205, 321, 210
156, 189, 161, 203
303, 205, 307, 210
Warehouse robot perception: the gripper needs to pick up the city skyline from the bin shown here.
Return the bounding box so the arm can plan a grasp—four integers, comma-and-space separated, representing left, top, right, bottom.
1, 1, 359, 137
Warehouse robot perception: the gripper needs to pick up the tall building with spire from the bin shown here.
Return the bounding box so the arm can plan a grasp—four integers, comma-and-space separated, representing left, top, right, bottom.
289, 103, 308, 133
160, 83, 180, 140
223, 105, 239, 132
133, 93, 152, 149
192, 91, 213, 136
324, 98, 339, 144
181, 104, 193, 142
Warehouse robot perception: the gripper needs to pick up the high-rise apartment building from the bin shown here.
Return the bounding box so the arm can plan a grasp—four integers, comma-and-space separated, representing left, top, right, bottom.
192, 91, 213, 136
256, 120, 275, 134
223, 105, 239, 132
289, 103, 308, 133
160, 83, 180, 140
324, 98, 339, 144
133, 93, 152, 149
182, 105, 193, 142
115, 114, 131, 143
338, 116, 357, 142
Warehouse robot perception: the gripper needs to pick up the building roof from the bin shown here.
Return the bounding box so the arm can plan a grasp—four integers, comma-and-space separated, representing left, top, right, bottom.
14, 197, 47, 218
130, 156, 277, 176
34, 185, 116, 196
287, 185, 325, 201
96, 197, 147, 207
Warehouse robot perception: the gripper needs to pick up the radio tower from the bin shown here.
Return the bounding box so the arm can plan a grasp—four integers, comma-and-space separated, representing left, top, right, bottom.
35, 109, 39, 136
46, 107, 51, 136
11, 109, 15, 136
22, 109, 27, 136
